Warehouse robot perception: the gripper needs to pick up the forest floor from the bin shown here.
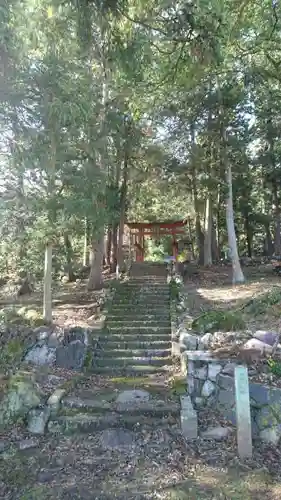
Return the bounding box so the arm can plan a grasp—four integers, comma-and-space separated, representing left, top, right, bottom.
183, 263, 281, 332
2, 266, 281, 498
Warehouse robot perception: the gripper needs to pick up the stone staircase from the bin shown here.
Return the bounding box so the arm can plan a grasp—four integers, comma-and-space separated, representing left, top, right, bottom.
90, 261, 173, 376
48, 262, 179, 438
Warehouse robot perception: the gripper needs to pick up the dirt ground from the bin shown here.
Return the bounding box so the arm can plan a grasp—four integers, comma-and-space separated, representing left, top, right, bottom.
183, 264, 281, 332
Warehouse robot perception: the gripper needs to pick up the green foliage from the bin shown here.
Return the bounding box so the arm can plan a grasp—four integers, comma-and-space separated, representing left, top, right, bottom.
245, 287, 281, 315
192, 310, 245, 333
0, 339, 24, 368
267, 358, 281, 378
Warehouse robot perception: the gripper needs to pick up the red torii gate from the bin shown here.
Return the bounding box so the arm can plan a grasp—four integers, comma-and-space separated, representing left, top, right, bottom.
126, 220, 187, 262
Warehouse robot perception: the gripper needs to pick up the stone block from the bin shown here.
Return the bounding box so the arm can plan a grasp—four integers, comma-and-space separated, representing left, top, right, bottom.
208, 363, 223, 381
193, 365, 208, 380
180, 395, 198, 440
201, 380, 215, 398
243, 338, 273, 354
27, 407, 51, 434
201, 425, 232, 440
18, 439, 38, 451
25, 344, 56, 366
181, 351, 188, 376
116, 389, 150, 404
47, 388, 66, 415
56, 340, 87, 370
253, 330, 279, 347
198, 332, 213, 350
222, 362, 237, 376
259, 426, 281, 445
179, 331, 198, 351
217, 388, 235, 409
217, 374, 234, 391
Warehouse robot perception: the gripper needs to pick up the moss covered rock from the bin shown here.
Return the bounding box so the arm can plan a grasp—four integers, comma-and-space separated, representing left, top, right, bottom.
0, 371, 41, 428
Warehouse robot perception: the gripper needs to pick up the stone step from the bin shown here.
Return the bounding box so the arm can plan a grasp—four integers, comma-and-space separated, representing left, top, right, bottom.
107, 312, 170, 319
120, 285, 169, 290
61, 395, 180, 416
110, 303, 169, 309
102, 333, 171, 342
115, 297, 170, 302
88, 365, 170, 375
109, 309, 169, 316
92, 356, 172, 367
102, 340, 171, 350
104, 323, 171, 336
100, 348, 171, 358
48, 412, 178, 435
116, 285, 170, 295
112, 301, 170, 307
105, 320, 170, 327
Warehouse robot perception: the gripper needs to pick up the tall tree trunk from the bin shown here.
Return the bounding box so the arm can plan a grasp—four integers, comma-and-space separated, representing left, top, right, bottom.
117, 146, 129, 277
226, 164, 245, 283
204, 195, 212, 266
111, 223, 118, 273
272, 180, 281, 254
217, 76, 244, 283
87, 234, 104, 290
211, 219, 219, 262
106, 226, 112, 267
264, 223, 274, 256
43, 243, 52, 323
244, 211, 252, 258
83, 218, 89, 266
216, 187, 221, 257
190, 122, 204, 264
64, 233, 75, 282
187, 217, 195, 260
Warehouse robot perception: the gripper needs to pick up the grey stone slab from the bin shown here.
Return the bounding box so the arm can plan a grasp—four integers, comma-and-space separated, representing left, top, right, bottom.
208, 363, 223, 381
27, 407, 51, 435
193, 365, 208, 380
179, 331, 198, 350
201, 426, 232, 440
217, 388, 235, 409
253, 330, 279, 347
243, 338, 272, 354
56, 340, 86, 370
259, 426, 281, 445
234, 365, 252, 459
198, 333, 213, 350
115, 389, 150, 404
100, 429, 135, 451
25, 344, 56, 366
64, 327, 86, 345
201, 380, 215, 398
221, 407, 236, 425
18, 438, 38, 451
180, 395, 198, 440
217, 374, 234, 391
222, 363, 237, 376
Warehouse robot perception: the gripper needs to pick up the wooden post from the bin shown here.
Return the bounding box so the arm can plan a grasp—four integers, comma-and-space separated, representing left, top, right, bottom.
234, 365, 253, 459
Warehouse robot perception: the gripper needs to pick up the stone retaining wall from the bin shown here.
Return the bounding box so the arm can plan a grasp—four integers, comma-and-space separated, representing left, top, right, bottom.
184, 350, 281, 444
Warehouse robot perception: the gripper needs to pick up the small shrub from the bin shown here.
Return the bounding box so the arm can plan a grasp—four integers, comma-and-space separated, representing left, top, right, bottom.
267, 358, 281, 378
0, 339, 24, 367
192, 310, 245, 333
